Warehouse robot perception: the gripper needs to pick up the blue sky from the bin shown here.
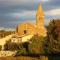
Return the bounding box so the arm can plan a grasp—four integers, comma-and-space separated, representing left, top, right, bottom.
0, 0, 60, 28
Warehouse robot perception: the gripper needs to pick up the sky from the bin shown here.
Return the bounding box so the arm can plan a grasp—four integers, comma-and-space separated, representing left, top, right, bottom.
0, 0, 60, 29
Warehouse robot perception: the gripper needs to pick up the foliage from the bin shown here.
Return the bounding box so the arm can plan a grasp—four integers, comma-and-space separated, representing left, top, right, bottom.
15, 42, 30, 56
15, 35, 46, 56
0, 30, 15, 38
4, 41, 23, 51
28, 35, 46, 54
15, 49, 27, 56
4, 40, 28, 56
46, 19, 60, 54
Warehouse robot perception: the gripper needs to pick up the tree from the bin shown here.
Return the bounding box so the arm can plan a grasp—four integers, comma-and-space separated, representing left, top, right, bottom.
46, 19, 60, 54
4, 40, 23, 51
28, 35, 46, 54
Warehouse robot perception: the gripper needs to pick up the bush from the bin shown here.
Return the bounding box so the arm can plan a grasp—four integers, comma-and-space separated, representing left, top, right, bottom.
45, 19, 60, 54
15, 49, 27, 56
28, 35, 46, 54
4, 41, 23, 51
4, 35, 46, 55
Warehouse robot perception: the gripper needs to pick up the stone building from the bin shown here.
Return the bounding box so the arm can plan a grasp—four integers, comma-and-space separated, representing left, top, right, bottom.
16, 4, 47, 37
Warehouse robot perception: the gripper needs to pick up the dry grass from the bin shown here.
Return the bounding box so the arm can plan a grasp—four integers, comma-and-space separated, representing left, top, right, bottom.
0, 56, 40, 60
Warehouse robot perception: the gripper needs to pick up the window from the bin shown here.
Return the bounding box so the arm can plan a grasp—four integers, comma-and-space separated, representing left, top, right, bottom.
16, 26, 18, 33
24, 30, 27, 34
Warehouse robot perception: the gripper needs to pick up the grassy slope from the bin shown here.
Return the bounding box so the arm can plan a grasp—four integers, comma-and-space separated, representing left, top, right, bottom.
0, 56, 40, 60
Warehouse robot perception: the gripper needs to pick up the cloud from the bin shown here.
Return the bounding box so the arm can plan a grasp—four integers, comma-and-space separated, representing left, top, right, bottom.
0, 0, 49, 3
7, 8, 60, 20
8, 10, 36, 18
0, 0, 49, 7
42, 0, 49, 2
45, 8, 60, 16
45, 8, 60, 25
0, 27, 15, 31
1, 7, 60, 27
0, 0, 60, 28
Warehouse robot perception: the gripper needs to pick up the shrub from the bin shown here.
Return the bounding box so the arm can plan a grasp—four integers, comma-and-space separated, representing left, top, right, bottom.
46, 19, 60, 54
4, 41, 23, 51
28, 35, 46, 54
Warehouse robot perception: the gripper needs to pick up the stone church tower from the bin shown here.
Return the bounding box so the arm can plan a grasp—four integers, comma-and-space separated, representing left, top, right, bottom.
36, 4, 45, 28
36, 4, 47, 36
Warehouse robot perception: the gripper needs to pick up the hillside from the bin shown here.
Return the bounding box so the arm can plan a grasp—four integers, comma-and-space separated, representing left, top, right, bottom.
0, 30, 15, 38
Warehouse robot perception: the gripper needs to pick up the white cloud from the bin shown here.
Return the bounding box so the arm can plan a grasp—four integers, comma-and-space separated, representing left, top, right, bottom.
45, 8, 60, 25
9, 8, 60, 18
0, 0, 48, 2
5, 8, 60, 21
7, 10, 36, 18
0, 0, 49, 5
45, 8, 60, 16
0, 27, 15, 31
42, 0, 49, 2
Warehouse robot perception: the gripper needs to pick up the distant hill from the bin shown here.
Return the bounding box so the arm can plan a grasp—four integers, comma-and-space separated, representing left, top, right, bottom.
0, 30, 15, 38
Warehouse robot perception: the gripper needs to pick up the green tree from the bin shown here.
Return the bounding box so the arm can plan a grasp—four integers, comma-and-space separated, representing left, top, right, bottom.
28, 35, 46, 54
46, 19, 60, 54
4, 40, 23, 51
15, 35, 46, 56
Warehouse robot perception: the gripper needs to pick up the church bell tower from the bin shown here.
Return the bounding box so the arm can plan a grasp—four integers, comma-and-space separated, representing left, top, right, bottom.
36, 4, 45, 28
36, 4, 47, 36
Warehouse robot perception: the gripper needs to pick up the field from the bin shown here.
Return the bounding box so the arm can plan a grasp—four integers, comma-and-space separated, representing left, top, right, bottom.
0, 55, 60, 60
0, 56, 48, 60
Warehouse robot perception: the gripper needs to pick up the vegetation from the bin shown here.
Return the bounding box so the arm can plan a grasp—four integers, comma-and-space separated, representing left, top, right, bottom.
28, 35, 46, 54
44, 19, 60, 54
1, 19, 60, 60
4, 19, 60, 56
0, 56, 41, 60
4, 40, 23, 51
0, 30, 15, 38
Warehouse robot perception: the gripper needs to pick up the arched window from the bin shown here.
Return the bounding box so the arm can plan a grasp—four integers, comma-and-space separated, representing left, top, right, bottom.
24, 30, 27, 34
16, 26, 18, 33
